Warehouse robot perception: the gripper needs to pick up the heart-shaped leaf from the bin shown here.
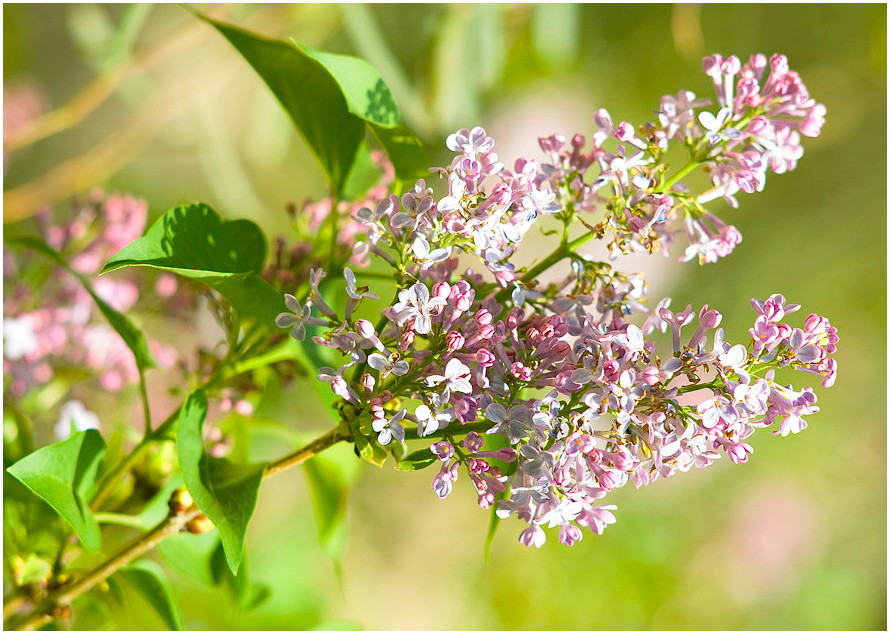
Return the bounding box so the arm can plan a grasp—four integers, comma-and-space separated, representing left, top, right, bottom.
176, 390, 264, 574
297, 45, 400, 128
201, 15, 429, 191
203, 17, 363, 198
103, 203, 266, 277
6, 429, 105, 551
102, 204, 284, 325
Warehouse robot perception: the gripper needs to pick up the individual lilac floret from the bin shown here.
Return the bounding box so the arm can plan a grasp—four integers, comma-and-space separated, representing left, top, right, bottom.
388, 282, 446, 335
276, 294, 326, 341
373, 409, 406, 445
367, 352, 409, 379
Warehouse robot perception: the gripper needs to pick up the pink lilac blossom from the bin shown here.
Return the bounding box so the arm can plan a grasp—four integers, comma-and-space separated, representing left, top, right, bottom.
3, 191, 178, 396
276, 54, 836, 547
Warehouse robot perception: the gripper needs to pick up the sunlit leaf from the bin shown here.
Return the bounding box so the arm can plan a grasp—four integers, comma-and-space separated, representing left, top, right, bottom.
176, 390, 264, 574
102, 204, 284, 325
202, 16, 363, 198
201, 15, 429, 192
6, 430, 105, 551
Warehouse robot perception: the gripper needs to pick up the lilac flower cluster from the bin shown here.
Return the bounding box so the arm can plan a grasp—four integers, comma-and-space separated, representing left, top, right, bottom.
277, 54, 837, 546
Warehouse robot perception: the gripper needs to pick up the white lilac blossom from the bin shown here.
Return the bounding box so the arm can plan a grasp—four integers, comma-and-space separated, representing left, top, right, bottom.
275, 53, 837, 548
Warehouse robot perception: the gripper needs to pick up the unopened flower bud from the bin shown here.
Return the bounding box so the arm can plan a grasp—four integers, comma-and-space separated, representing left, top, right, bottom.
699, 306, 722, 328
642, 365, 660, 385
432, 281, 451, 299
399, 330, 414, 351
168, 487, 193, 515
474, 309, 492, 326
355, 319, 375, 339
445, 331, 465, 352
360, 373, 375, 392
186, 515, 214, 534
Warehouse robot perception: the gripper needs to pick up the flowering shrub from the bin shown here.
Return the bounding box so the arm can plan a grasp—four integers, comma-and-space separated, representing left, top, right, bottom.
3, 12, 838, 631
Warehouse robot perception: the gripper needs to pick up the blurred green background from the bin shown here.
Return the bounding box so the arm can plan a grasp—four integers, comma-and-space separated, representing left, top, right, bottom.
4, 3, 886, 630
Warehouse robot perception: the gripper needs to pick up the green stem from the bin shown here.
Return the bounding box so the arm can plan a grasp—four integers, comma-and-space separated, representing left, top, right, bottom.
263, 427, 348, 479
138, 368, 152, 441
89, 406, 180, 511
658, 158, 700, 192
8, 508, 202, 631
12, 423, 349, 631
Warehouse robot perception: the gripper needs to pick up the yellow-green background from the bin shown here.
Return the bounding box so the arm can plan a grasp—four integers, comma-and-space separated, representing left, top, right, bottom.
4, 4, 886, 630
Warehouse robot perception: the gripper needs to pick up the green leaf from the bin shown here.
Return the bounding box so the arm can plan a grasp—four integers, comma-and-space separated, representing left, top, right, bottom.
102, 204, 284, 325
303, 457, 347, 547
200, 15, 429, 192
117, 560, 184, 631
157, 529, 219, 586
353, 433, 386, 467
102, 203, 266, 277
298, 44, 400, 128
6, 430, 105, 551
209, 538, 271, 611
5, 236, 156, 372
202, 16, 364, 197
176, 390, 264, 574
395, 448, 437, 471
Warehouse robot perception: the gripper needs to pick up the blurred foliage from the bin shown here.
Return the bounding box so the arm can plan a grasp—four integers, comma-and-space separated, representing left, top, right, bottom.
4, 3, 886, 630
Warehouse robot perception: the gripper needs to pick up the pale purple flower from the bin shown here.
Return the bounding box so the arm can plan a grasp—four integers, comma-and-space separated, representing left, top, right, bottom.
373, 408, 406, 445
518, 524, 547, 548
415, 395, 455, 437
698, 107, 742, 144
485, 403, 533, 445
446, 126, 495, 156
578, 504, 618, 535
344, 267, 379, 302
276, 294, 326, 341
317, 366, 359, 403
412, 236, 452, 269
425, 358, 472, 396
367, 352, 409, 379
389, 283, 446, 335
308, 268, 336, 317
